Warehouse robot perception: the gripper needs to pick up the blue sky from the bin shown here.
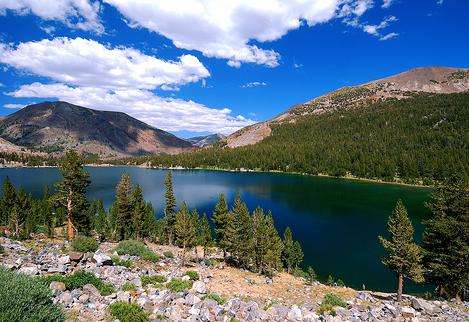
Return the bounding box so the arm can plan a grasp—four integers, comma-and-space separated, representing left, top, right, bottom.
0, 0, 467, 138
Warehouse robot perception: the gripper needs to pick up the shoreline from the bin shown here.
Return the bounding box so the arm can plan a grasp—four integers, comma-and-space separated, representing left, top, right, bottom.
0, 162, 432, 188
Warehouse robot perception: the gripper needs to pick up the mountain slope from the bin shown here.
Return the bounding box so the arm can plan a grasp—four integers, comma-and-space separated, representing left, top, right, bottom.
0, 101, 193, 157
187, 133, 226, 147
147, 92, 469, 184
226, 67, 469, 148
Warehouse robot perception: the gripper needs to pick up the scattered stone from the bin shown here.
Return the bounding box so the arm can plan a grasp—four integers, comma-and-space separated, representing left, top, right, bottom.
69, 251, 84, 262
287, 305, 302, 321
411, 297, 437, 313
50, 281, 66, 292
18, 264, 39, 275
401, 306, 417, 318
192, 281, 206, 294
93, 251, 112, 266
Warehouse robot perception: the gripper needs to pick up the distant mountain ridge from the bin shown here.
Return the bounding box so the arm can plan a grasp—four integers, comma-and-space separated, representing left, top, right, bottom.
226, 66, 469, 147
188, 133, 226, 147
0, 101, 193, 157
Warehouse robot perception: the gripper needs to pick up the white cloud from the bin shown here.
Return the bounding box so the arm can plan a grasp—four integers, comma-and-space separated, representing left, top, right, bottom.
381, 0, 395, 8
104, 0, 373, 67
363, 16, 398, 39
40, 25, 56, 35
436, 0, 443, 4
3, 103, 24, 109
8, 83, 255, 134
1, 37, 253, 134
241, 81, 267, 88
0, 0, 103, 33
379, 32, 398, 41
0, 37, 210, 90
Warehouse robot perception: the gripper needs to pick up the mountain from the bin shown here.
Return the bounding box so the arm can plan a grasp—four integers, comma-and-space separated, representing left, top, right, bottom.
226, 67, 469, 147
0, 101, 193, 157
187, 133, 226, 147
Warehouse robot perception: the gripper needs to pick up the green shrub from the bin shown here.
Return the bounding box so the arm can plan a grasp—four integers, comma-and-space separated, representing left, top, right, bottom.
0, 244, 4, 254
204, 293, 225, 305
185, 270, 199, 281
71, 236, 99, 253
305, 266, 316, 285
42, 270, 115, 296
318, 293, 347, 315
0, 267, 64, 321
122, 282, 137, 292
109, 301, 149, 322
323, 293, 347, 307
141, 275, 167, 286
166, 278, 192, 292
115, 240, 159, 262
111, 255, 133, 268
163, 251, 174, 258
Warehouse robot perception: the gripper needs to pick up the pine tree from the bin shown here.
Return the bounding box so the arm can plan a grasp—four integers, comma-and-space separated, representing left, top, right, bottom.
164, 171, 177, 244
10, 188, 30, 238
282, 227, 295, 273
174, 202, 196, 265
292, 240, 304, 270
422, 181, 469, 299
230, 194, 254, 269
1, 177, 17, 225
114, 173, 133, 240
54, 150, 91, 239
141, 202, 158, 241
198, 213, 213, 258
252, 207, 283, 275
379, 200, 424, 301
94, 200, 110, 241
212, 194, 230, 256
131, 184, 146, 239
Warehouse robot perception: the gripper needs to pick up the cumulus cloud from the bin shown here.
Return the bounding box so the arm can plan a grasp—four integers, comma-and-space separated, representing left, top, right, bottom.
363, 16, 398, 40
103, 0, 373, 67
241, 81, 267, 88
8, 83, 255, 133
3, 103, 24, 109
0, 37, 210, 90
0, 0, 103, 33
381, 0, 395, 8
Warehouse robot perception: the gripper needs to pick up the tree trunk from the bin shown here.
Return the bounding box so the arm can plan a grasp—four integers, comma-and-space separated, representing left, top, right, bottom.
67, 191, 75, 240
397, 273, 403, 302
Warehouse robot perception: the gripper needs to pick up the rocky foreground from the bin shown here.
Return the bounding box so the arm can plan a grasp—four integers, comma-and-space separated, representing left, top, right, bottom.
1, 236, 467, 321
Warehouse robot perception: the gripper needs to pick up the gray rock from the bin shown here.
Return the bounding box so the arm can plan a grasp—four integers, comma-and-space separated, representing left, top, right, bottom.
192, 281, 206, 294
78, 293, 90, 303
58, 255, 70, 265
384, 303, 397, 316
116, 291, 131, 303
18, 264, 39, 275
93, 251, 112, 266
287, 305, 303, 321
185, 293, 201, 305
69, 251, 84, 262
401, 306, 416, 318
82, 284, 100, 297
412, 297, 437, 313
50, 281, 66, 292
58, 291, 73, 306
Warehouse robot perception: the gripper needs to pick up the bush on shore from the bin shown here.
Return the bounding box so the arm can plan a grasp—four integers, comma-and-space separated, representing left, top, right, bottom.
109, 301, 149, 322
71, 236, 99, 253
41, 270, 115, 295
0, 267, 64, 321
114, 240, 159, 262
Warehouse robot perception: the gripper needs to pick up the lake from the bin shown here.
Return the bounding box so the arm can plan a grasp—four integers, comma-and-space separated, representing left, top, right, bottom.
0, 167, 432, 293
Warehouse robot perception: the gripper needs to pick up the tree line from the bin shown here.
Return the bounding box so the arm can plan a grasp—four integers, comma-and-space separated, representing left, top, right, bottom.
120, 92, 468, 185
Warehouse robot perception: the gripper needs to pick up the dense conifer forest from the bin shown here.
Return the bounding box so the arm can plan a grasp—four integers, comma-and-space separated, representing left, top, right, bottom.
138, 92, 469, 184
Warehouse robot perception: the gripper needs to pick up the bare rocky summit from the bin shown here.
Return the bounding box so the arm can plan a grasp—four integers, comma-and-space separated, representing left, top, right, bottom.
0, 101, 193, 157
1, 236, 468, 321
226, 67, 469, 148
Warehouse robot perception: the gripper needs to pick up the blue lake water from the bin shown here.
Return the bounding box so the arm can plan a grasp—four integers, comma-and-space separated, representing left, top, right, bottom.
0, 167, 432, 293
